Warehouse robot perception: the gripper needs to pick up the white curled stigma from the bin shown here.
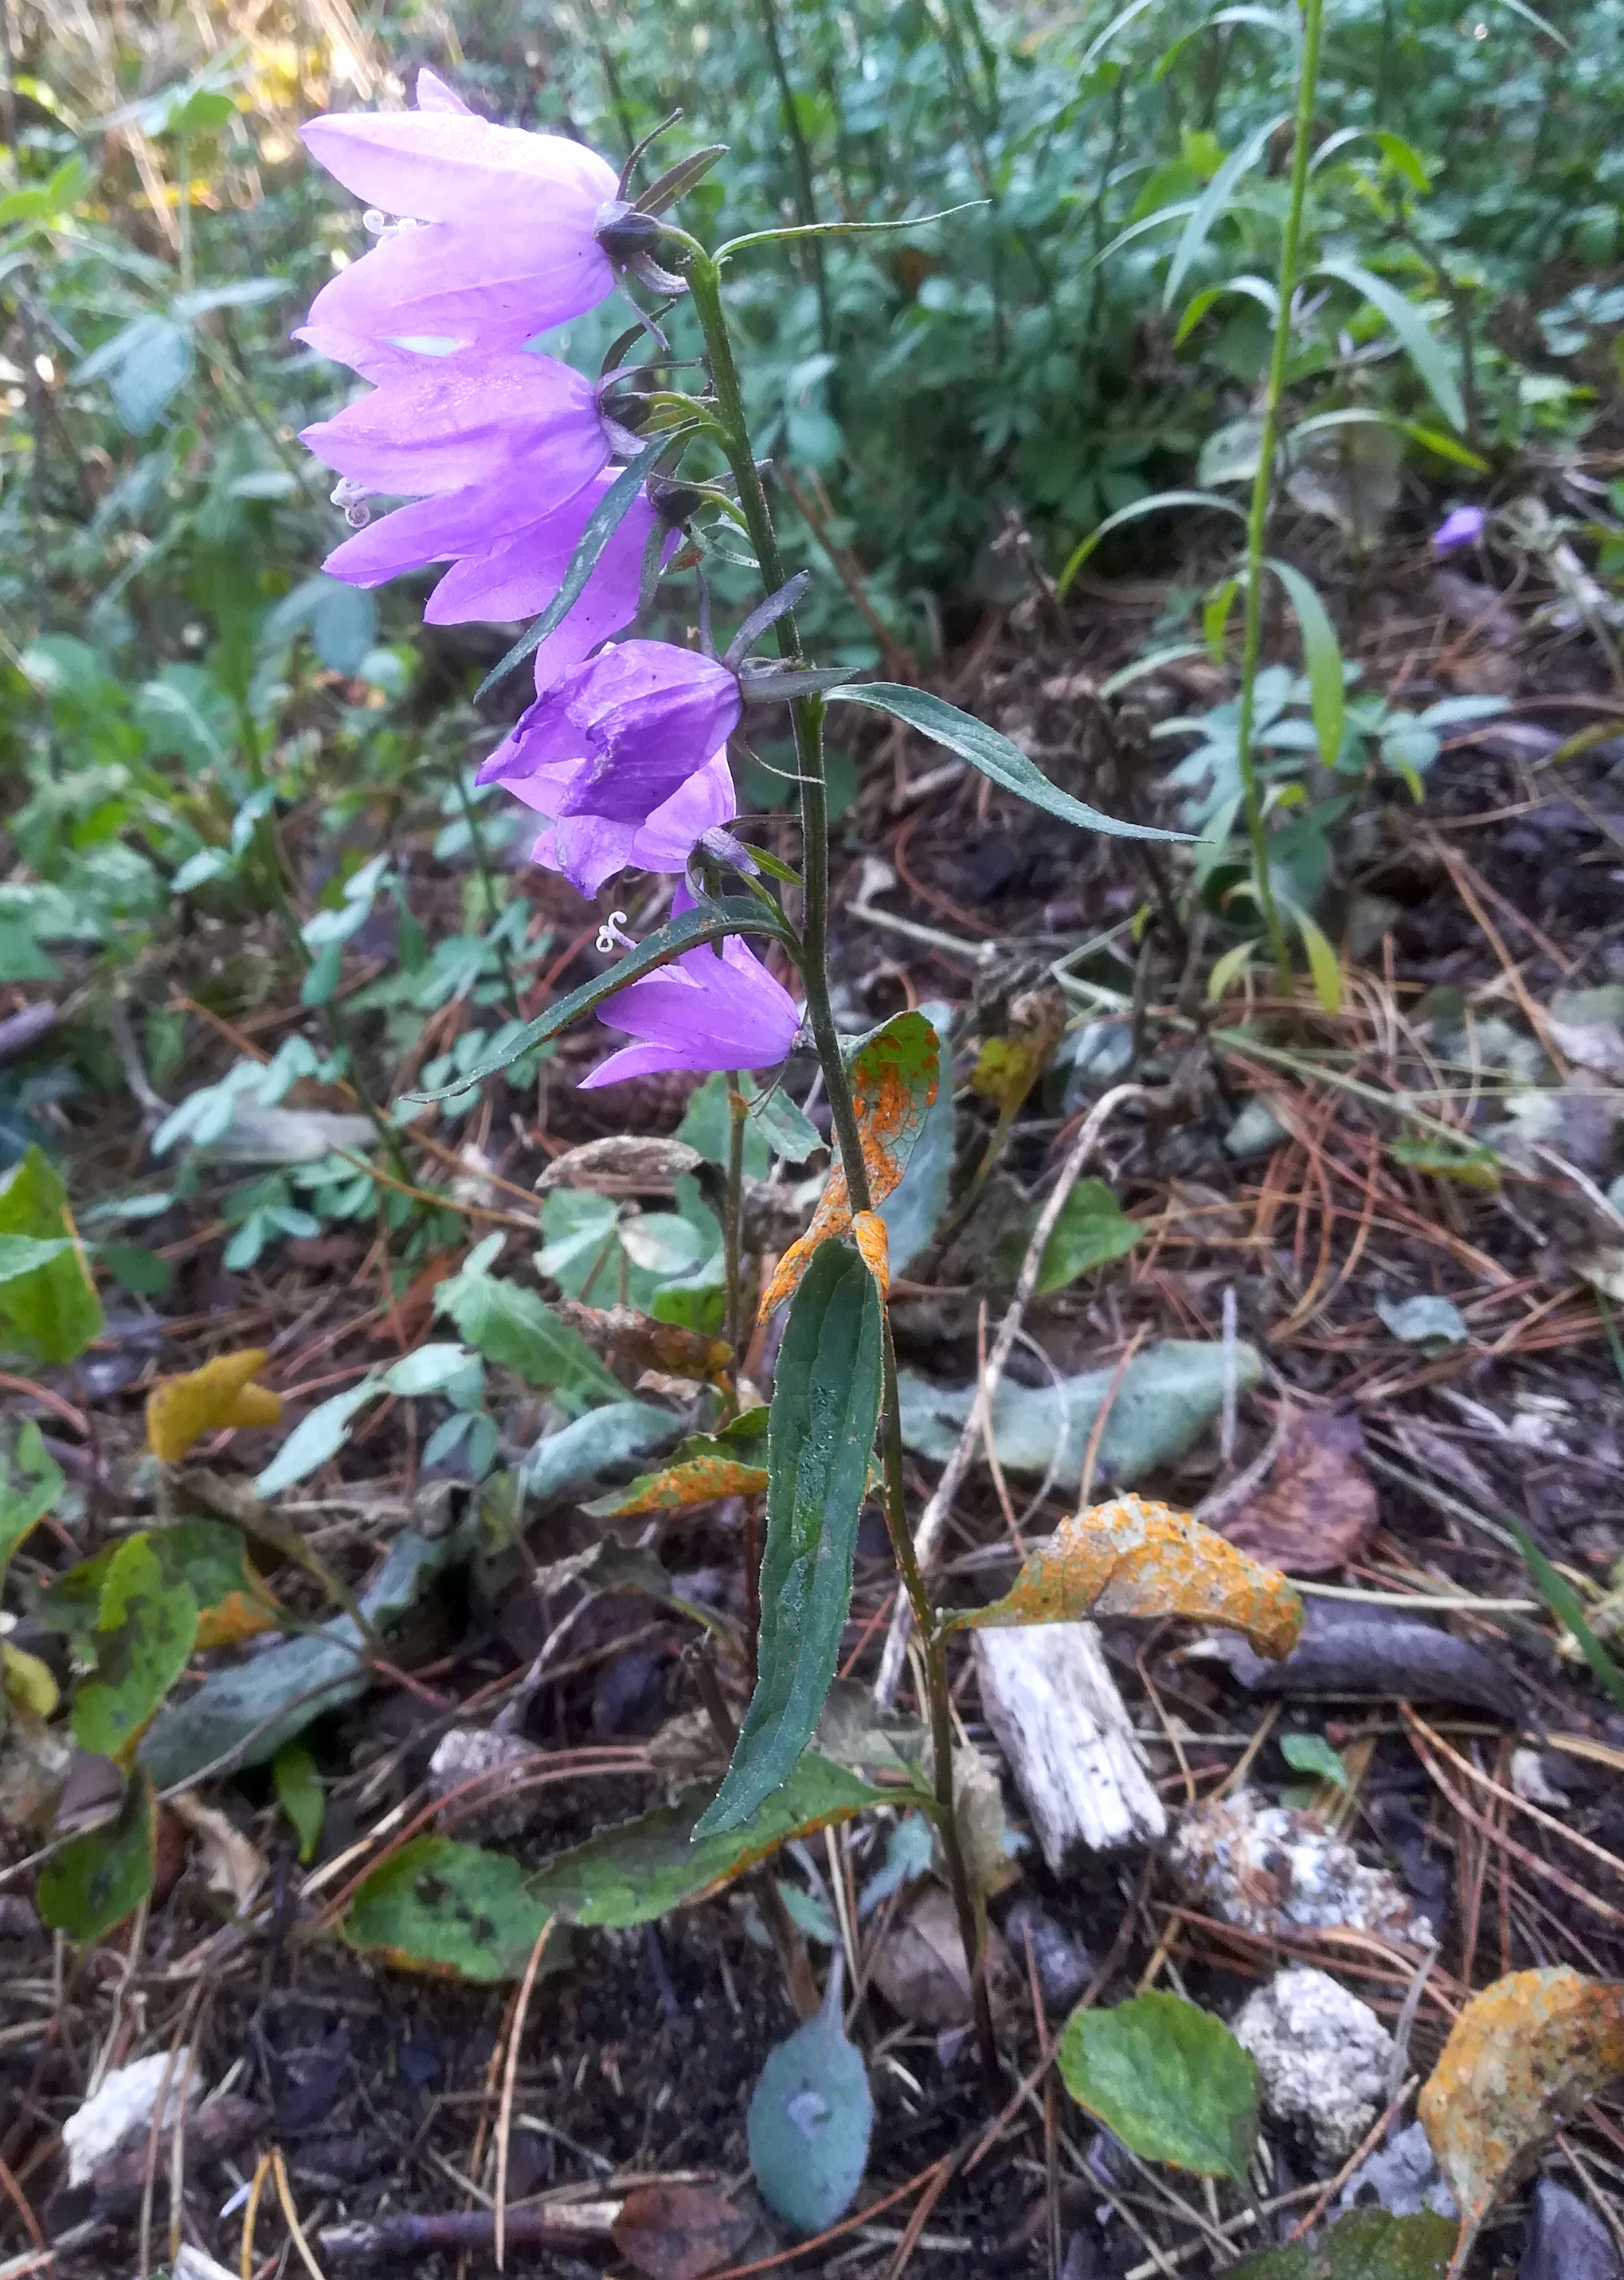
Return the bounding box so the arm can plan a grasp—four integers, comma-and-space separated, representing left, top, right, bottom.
329, 475, 374, 530
596, 911, 637, 955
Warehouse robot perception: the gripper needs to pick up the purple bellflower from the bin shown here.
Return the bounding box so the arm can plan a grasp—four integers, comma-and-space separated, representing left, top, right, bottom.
321, 465, 660, 647
477, 638, 741, 833
580, 886, 801, 1089
1433, 505, 1487, 554
505, 749, 738, 898
299, 69, 620, 355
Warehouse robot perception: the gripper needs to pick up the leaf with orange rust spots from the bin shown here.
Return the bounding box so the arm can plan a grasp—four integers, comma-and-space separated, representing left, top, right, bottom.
759, 1012, 937, 1318
554, 1300, 732, 1383
586, 1454, 769, 1519
1419, 1968, 1624, 2245
147, 1351, 282, 1462
851, 1210, 890, 1292
949, 1492, 1303, 1657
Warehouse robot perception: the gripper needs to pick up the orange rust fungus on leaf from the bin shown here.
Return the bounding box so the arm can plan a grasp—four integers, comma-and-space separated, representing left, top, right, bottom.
146, 1349, 283, 1464
759, 1016, 937, 1319
953, 1491, 1303, 1658
194, 1586, 280, 1651
593, 1455, 770, 1519
1419, 1967, 1624, 2235
851, 1210, 890, 1293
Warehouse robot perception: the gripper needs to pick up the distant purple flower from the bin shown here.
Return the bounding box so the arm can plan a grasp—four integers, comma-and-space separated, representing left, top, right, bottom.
321, 466, 661, 649
1433, 505, 1487, 554
477, 639, 741, 830
580, 886, 801, 1088
300, 69, 619, 354
298, 335, 609, 506
505, 750, 738, 897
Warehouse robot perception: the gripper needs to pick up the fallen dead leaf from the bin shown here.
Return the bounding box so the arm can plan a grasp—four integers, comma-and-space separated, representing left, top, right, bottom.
611, 2180, 756, 2280
955, 1492, 1303, 1658
1216, 1408, 1378, 1574
536, 1136, 704, 1193
869, 1883, 1019, 2028
1419, 1968, 1624, 2251
554, 1299, 732, 1383
146, 1350, 281, 1462
169, 1792, 265, 1910
61, 2049, 199, 2185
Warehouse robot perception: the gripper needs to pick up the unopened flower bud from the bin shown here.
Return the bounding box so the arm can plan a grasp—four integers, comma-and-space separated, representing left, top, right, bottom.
648, 478, 706, 527
594, 201, 663, 263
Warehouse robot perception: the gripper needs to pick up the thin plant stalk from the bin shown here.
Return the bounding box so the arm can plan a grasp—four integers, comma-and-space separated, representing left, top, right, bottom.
1231, 0, 1325, 996
723, 1071, 749, 1364
682, 240, 998, 2085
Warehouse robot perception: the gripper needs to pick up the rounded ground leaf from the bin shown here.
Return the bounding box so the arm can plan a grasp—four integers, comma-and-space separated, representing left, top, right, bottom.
1057, 1989, 1259, 2180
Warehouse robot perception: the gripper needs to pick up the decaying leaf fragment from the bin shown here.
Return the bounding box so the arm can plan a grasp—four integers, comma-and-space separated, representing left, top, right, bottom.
953, 1493, 1303, 1658
758, 1011, 937, 1317
586, 1408, 769, 1519
554, 1299, 732, 1383
1419, 1968, 1624, 2238
147, 1350, 281, 1463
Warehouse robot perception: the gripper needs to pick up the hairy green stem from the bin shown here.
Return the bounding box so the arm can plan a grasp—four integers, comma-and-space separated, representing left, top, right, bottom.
723, 1072, 748, 1363
1233, 0, 1325, 996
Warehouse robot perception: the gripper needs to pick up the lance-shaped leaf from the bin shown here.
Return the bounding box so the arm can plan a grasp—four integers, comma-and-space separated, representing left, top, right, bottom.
1058, 1990, 1259, 2181
146, 1347, 282, 1461
407, 896, 791, 1102
0, 1144, 103, 1364
72, 1535, 200, 1764
1419, 1968, 1624, 2239
949, 1492, 1302, 1659
36, 1768, 158, 1945
828, 684, 1186, 843
526, 1751, 892, 1927
585, 1406, 769, 1518
759, 1009, 937, 1317
436, 1266, 624, 1405
697, 1242, 886, 1836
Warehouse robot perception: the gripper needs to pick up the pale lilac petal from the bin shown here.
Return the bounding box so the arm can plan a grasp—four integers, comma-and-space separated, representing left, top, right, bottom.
425, 486, 655, 633
322, 485, 532, 585
580, 883, 800, 1085
577, 1039, 695, 1088
631, 751, 736, 870
1433, 505, 1487, 553
542, 815, 643, 895
554, 643, 741, 823
414, 68, 472, 114
302, 215, 613, 351
299, 350, 605, 498
300, 108, 617, 228
513, 751, 736, 895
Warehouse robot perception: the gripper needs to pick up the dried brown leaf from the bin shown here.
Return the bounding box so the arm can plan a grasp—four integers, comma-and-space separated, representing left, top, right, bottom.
612, 2182, 754, 2280
554, 1300, 732, 1382
956, 1492, 1303, 1657
1419, 1968, 1624, 2235
1218, 1409, 1378, 1575
869, 1883, 1019, 2028
536, 1136, 704, 1193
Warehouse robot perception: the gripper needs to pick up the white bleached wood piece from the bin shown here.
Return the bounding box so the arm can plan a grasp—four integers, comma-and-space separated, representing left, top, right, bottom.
972, 1621, 1167, 1866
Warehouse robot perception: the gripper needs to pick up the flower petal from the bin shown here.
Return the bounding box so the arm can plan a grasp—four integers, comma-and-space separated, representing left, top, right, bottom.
300, 108, 617, 228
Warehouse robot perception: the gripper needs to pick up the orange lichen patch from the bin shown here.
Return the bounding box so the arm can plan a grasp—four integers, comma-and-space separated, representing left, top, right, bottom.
146, 1350, 282, 1462
590, 1456, 770, 1519
851, 1210, 890, 1293
194, 1586, 279, 1650
1419, 1968, 1624, 2235
759, 1013, 937, 1317
953, 1492, 1303, 1658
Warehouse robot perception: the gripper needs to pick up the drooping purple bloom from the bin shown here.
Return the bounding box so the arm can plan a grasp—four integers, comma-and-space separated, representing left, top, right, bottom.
477, 639, 742, 828
581, 886, 801, 1088
1433, 505, 1487, 554
321, 465, 659, 645
504, 749, 738, 897
300, 68, 619, 354
298, 335, 609, 506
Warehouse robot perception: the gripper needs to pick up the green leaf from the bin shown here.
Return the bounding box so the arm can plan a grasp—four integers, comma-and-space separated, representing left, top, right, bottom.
475, 428, 702, 702
682, 1071, 771, 1177
1264, 558, 1344, 768
1056, 491, 1249, 596
525, 1751, 891, 1927
1015, 1178, 1142, 1294
1057, 1990, 1259, 2180
749, 1966, 874, 2234
344, 1835, 558, 1980
273, 1741, 325, 1864
1207, 938, 1258, 1001
1164, 114, 1289, 308
1280, 1731, 1350, 1789
112, 316, 195, 433
0, 1146, 103, 1364
71, 1535, 200, 1764
696, 1242, 886, 1836
745, 1076, 824, 1163
436, 1271, 623, 1404
828, 685, 1184, 843
405, 898, 789, 1101
1289, 905, 1344, 1015
253, 1379, 382, 1498
1314, 258, 1466, 432
0, 1418, 64, 1574
1229, 2208, 1456, 2279
0, 1234, 74, 1281
1375, 1294, 1468, 1348
36, 1769, 156, 1945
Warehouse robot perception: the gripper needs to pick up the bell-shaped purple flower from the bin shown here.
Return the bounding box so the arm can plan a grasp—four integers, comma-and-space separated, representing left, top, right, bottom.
298, 334, 609, 505
300, 69, 619, 354
321, 466, 660, 644
477, 639, 742, 828
581, 886, 801, 1089
1433, 505, 1487, 554
505, 750, 738, 898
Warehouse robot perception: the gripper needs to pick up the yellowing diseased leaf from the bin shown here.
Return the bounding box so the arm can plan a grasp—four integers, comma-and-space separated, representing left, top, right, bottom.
1419, 1967, 1624, 2239
851, 1210, 890, 1293
759, 1012, 937, 1318
554, 1300, 733, 1382
146, 1350, 282, 1462
970, 984, 1067, 1118
951, 1492, 1303, 1658
589, 1453, 769, 1519
3, 1641, 60, 1719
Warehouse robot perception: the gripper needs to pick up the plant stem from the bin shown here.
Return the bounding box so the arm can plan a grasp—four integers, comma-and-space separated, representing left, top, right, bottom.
723, 1071, 748, 1362
1232, 0, 1324, 996
751, 0, 834, 354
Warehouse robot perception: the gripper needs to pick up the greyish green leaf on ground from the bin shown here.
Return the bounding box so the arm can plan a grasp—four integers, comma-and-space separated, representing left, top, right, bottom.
1057, 1989, 1259, 2180
898, 1339, 1261, 1488
71, 1535, 199, 1765
36, 1769, 157, 1944
696, 1240, 886, 1835
749, 1963, 873, 2234
435, 1265, 624, 1406
273, 1741, 325, 1864
1229, 2209, 1456, 2278
999, 1177, 1142, 1293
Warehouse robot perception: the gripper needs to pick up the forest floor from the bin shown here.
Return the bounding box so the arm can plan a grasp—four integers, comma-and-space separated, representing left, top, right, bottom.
5, 521, 1624, 2280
